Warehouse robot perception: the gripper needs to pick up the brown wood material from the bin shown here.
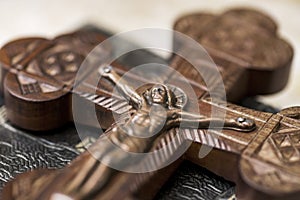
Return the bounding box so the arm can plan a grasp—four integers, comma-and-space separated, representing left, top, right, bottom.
174, 8, 293, 99
0, 30, 109, 130
1, 8, 298, 200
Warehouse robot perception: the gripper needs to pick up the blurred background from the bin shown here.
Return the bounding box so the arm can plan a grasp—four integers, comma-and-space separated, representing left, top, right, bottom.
0, 0, 299, 108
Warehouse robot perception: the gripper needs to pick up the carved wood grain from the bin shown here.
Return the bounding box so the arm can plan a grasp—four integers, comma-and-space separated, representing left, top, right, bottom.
0, 8, 298, 200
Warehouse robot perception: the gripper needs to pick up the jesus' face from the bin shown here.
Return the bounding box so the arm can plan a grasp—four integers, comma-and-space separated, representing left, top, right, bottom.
150, 85, 168, 105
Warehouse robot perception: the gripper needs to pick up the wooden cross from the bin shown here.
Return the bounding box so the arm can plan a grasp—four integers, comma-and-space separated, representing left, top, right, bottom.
1, 8, 299, 200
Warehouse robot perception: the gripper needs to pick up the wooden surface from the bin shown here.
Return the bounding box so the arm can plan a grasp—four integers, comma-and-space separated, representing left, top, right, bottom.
0, 30, 108, 130
0, 0, 299, 108
0, 7, 299, 200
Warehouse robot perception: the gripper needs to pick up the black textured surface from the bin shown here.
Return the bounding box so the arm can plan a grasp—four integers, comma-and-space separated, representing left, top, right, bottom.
156, 161, 235, 200
29, 123, 82, 149
0, 121, 79, 191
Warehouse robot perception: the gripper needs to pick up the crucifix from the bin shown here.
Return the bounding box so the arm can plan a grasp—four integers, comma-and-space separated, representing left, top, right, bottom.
1, 8, 299, 200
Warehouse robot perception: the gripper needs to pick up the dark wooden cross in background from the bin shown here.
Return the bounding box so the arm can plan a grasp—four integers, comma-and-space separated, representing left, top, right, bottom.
0, 8, 299, 200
